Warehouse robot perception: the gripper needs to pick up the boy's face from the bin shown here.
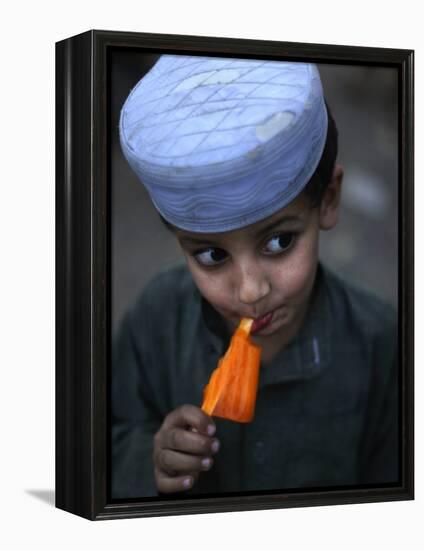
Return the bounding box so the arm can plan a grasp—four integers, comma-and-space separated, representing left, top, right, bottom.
175, 166, 343, 357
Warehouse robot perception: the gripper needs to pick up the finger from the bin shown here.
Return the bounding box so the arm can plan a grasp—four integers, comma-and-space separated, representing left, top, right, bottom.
157, 448, 214, 476
164, 426, 219, 456
155, 470, 199, 494
164, 404, 216, 436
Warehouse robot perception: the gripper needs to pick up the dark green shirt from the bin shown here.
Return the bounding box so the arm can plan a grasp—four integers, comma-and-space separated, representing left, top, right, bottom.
111, 262, 399, 499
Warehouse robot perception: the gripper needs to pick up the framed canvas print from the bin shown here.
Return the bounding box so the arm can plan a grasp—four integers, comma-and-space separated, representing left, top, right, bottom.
55, 30, 414, 520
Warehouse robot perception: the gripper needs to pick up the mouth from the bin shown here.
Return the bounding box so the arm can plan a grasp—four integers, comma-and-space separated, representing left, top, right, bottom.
251, 310, 274, 334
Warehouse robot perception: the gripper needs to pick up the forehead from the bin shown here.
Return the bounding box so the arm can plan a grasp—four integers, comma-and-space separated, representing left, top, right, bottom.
175, 193, 312, 244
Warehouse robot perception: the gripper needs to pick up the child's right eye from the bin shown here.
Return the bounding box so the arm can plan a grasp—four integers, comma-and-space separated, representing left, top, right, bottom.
194, 247, 228, 267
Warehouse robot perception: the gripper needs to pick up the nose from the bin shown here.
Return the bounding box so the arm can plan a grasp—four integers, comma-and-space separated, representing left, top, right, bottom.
236, 259, 271, 306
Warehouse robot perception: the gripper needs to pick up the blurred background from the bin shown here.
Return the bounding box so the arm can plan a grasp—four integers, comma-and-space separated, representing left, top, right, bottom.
111, 52, 398, 336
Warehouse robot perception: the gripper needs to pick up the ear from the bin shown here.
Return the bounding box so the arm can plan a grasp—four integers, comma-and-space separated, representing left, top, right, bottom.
319, 164, 343, 230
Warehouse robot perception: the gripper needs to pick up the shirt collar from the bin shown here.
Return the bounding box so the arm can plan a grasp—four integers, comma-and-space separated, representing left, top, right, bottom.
259, 264, 332, 387
199, 263, 332, 387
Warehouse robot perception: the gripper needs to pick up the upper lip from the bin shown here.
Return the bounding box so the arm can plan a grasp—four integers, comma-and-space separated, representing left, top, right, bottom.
257, 310, 272, 319
245, 309, 274, 321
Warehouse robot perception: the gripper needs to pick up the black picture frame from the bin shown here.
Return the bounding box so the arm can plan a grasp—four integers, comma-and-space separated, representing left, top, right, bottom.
55, 29, 414, 521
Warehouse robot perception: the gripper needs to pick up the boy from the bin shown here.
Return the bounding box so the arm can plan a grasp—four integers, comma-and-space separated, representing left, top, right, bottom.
112, 56, 398, 498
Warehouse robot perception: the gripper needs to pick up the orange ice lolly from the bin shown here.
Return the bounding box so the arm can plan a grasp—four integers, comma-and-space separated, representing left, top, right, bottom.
201, 318, 262, 423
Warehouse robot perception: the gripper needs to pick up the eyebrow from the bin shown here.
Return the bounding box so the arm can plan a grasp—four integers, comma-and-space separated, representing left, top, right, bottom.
178, 236, 218, 247
255, 213, 304, 238
177, 213, 304, 248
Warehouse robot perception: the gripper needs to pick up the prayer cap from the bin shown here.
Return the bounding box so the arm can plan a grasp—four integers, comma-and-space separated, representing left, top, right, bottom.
120, 55, 328, 232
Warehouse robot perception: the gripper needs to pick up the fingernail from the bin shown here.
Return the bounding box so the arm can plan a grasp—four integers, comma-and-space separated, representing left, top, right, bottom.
207, 424, 216, 436
211, 439, 220, 453
182, 477, 193, 489
201, 457, 212, 470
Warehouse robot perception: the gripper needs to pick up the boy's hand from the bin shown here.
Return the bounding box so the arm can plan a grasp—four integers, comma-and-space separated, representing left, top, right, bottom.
153, 404, 220, 493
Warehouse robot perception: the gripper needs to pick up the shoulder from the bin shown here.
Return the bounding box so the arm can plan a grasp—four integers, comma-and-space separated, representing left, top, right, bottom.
131, 263, 197, 315
140, 261, 196, 303
128, 261, 199, 324
319, 265, 398, 398
321, 265, 397, 349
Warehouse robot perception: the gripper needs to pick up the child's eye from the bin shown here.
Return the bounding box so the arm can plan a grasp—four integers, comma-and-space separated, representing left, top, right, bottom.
263, 233, 295, 255
193, 247, 228, 267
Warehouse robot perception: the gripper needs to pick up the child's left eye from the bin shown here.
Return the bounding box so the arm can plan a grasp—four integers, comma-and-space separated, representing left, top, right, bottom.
263, 233, 295, 255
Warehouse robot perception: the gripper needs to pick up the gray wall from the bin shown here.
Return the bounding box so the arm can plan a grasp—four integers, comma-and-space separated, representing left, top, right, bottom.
111, 53, 398, 335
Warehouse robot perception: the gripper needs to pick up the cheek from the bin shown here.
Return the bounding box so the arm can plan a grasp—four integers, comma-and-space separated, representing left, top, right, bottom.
184, 257, 232, 310
273, 233, 319, 300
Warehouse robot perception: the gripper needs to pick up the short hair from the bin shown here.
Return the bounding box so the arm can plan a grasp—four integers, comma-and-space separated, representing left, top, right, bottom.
159, 102, 338, 231
302, 102, 339, 207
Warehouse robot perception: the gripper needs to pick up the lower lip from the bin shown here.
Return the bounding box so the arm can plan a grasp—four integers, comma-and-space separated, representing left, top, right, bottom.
251, 311, 274, 334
